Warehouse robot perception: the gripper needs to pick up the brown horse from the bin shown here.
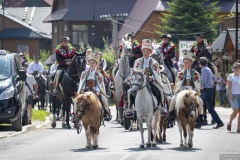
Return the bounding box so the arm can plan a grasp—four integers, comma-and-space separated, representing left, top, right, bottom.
175, 90, 200, 148
74, 92, 103, 149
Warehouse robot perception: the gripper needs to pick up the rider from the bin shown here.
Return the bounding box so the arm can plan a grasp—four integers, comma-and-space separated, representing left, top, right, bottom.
125, 33, 143, 69
191, 33, 213, 74
169, 51, 203, 127
77, 51, 112, 121
27, 55, 44, 75
52, 36, 76, 96
126, 39, 164, 116
160, 34, 176, 79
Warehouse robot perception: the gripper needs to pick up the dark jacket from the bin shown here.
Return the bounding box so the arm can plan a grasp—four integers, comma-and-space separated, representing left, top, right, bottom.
55, 44, 76, 68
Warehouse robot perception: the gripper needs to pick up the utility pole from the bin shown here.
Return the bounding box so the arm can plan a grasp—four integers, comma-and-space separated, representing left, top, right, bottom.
1, 0, 5, 50
91, 0, 95, 52
100, 13, 128, 60
236, 0, 239, 61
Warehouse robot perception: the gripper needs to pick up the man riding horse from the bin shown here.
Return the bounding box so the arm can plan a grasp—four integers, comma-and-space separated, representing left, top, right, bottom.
191, 33, 214, 74
27, 56, 44, 75
77, 50, 112, 121
125, 39, 164, 116
53, 36, 76, 96
169, 51, 203, 127
159, 34, 176, 80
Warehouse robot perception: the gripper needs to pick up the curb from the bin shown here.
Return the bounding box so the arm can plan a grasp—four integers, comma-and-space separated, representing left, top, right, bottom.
0, 116, 50, 140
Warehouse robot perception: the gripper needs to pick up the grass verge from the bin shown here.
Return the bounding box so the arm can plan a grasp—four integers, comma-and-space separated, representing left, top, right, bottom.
32, 109, 50, 122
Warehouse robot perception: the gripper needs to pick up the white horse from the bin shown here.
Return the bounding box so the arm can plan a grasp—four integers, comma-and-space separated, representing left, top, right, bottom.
175, 90, 200, 148
129, 70, 161, 148
151, 41, 177, 84
114, 38, 132, 124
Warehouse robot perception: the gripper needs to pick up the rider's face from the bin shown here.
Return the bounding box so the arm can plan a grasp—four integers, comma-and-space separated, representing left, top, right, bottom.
88, 60, 98, 70
196, 37, 203, 43
61, 40, 69, 47
35, 59, 39, 63
183, 59, 193, 69
162, 38, 169, 43
142, 49, 152, 59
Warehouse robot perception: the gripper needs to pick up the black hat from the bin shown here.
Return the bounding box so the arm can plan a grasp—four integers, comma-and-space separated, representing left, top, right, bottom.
62, 36, 70, 41
195, 33, 203, 37
35, 56, 40, 60
161, 34, 171, 39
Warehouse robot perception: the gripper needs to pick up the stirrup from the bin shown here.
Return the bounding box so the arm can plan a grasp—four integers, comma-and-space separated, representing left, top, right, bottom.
124, 109, 134, 119
104, 114, 112, 121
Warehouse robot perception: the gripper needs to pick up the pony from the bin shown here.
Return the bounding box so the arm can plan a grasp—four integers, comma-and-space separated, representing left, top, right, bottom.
129, 70, 161, 148
114, 38, 132, 125
175, 90, 200, 148
57, 53, 86, 129
33, 72, 48, 110
151, 41, 177, 84
73, 92, 103, 149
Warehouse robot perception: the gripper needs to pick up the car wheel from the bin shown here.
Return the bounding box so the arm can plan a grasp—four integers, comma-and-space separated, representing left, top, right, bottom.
12, 115, 22, 131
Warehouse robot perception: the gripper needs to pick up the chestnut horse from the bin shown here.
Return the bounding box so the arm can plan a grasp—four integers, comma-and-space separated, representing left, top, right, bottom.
74, 92, 103, 149
175, 90, 200, 148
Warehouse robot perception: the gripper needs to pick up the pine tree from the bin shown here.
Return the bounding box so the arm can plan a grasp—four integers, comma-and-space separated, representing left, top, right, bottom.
156, 0, 221, 44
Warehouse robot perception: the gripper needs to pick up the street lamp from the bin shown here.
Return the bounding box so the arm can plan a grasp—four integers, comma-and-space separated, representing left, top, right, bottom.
1, 0, 5, 50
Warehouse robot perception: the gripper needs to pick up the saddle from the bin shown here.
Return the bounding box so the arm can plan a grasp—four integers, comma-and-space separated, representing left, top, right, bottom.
85, 79, 96, 91
149, 82, 161, 106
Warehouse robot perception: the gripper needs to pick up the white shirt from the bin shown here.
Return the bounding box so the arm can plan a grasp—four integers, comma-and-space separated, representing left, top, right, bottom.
227, 73, 240, 94
186, 69, 191, 80
25, 74, 36, 96
143, 57, 151, 69
50, 63, 57, 75
27, 62, 44, 74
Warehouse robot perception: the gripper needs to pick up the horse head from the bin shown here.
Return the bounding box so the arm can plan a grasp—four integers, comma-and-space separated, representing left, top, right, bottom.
130, 70, 146, 95
183, 91, 199, 119
74, 93, 91, 120
121, 38, 132, 57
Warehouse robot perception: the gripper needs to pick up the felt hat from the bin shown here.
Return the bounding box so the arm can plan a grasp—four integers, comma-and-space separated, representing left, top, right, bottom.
141, 39, 152, 51
182, 51, 195, 62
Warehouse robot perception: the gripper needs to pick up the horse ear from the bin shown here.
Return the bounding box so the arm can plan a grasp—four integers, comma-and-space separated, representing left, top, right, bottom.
87, 94, 91, 98
194, 92, 198, 96
185, 93, 189, 98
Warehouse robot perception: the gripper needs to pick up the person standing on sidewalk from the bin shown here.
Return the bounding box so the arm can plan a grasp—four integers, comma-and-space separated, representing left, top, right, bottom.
227, 62, 240, 133
216, 72, 224, 106
199, 57, 224, 129
24, 64, 38, 124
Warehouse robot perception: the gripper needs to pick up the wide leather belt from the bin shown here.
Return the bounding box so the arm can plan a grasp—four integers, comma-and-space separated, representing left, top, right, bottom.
183, 79, 194, 86
86, 79, 96, 88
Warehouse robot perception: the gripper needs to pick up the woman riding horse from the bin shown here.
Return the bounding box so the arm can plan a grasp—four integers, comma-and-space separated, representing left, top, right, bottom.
77, 50, 112, 121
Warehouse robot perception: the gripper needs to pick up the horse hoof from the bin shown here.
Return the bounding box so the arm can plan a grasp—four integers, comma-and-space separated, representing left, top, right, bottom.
93, 145, 98, 149
129, 128, 133, 131
180, 144, 183, 148
183, 145, 188, 148
163, 138, 166, 142
152, 143, 156, 147
62, 124, 65, 128
56, 117, 60, 121
51, 123, 56, 128
188, 144, 193, 148
65, 124, 71, 129
86, 146, 91, 149
140, 145, 144, 148
159, 139, 163, 143
146, 144, 151, 148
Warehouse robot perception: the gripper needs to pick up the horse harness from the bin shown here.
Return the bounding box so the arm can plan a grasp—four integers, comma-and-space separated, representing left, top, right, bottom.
183, 97, 197, 119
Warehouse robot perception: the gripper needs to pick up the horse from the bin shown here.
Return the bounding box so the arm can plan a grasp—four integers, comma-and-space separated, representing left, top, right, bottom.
151, 41, 177, 84
129, 70, 161, 148
174, 90, 200, 148
57, 52, 86, 129
73, 92, 103, 149
33, 72, 48, 110
114, 38, 132, 125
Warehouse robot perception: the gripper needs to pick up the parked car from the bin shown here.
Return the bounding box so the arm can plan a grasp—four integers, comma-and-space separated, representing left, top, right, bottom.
0, 50, 27, 131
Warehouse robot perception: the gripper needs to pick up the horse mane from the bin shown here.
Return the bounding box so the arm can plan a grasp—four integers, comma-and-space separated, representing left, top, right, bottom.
175, 90, 199, 113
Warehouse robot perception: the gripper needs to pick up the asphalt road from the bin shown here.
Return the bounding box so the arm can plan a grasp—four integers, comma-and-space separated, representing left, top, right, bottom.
0, 106, 239, 160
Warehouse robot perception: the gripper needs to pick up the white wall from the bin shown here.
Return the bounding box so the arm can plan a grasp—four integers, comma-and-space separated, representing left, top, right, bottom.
178, 40, 195, 57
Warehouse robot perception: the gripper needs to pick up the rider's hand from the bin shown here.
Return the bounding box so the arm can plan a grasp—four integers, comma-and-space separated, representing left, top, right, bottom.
96, 92, 100, 96
33, 94, 36, 100
66, 62, 71, 65
148, 76, 153, 82
230, 95, 234, 101
81, 90, 84, 94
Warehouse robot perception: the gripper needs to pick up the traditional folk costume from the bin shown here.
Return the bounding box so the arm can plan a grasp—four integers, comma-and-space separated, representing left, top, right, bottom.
77, 51, 111, 121
169, 51, 203, 115
127, 39, 164, 111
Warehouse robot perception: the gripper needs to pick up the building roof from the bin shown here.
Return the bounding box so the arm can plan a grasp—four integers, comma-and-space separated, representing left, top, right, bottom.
211, 31, 227, 52
44, 54, 56, 65
0, 11, 51, 39
44, 0, 137, 22
5, 7, 52, 35
227, 28, 240, 50
118, 0, 160, 40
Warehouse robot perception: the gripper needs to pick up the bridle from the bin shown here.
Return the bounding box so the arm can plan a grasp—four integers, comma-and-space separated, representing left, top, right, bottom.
183, 96, 197, 118
130, 72, 147, 90
76, 101, 90, 118
118, 45, 131, 79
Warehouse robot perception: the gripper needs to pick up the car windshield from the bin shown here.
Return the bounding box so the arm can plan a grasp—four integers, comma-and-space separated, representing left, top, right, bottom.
0, 56, 11, 80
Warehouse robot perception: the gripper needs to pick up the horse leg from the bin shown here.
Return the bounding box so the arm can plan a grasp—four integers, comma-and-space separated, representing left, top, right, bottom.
152, 110, 160, 147
182, 124, 188, 148
177, 122, 183, 148
160, 124, 163, 143
62, 101, 66, 128
85, 127, 91, 149
64, 98, 71, 129
163, 121, 167, 142
129, 120, 133, 131
146, 117, 152, 148
138, 117, 144, 148
188, 123, 195, 148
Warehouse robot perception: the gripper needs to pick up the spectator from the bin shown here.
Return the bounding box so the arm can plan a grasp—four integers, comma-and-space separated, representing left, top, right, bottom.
199, 57, 224, 129
23, 64, 38, 124
27, 56, 44, 75
227, 62, 240, 133
216, 72, 224, 106
224, 73, 230, 107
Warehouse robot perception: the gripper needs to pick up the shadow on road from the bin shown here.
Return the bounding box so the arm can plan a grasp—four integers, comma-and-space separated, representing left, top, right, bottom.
167, 147, 202, 152
0, 126, 13, 131
71, 148, 107, 152
125, 147, 163, 152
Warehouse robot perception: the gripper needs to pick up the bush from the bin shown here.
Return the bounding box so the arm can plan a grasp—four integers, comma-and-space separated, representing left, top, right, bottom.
32, 109, 49, 122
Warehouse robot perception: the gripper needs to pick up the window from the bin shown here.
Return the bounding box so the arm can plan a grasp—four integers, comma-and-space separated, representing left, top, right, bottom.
72, 25, 88, 45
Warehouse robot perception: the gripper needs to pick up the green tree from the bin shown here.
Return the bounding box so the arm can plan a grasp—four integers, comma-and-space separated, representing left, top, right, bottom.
156, 0, 221, 44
